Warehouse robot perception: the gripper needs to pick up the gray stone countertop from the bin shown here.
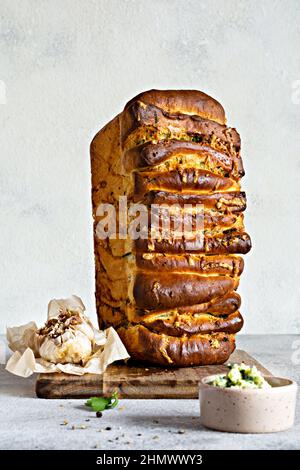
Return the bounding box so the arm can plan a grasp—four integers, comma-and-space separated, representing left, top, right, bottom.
0, 335, 299, 450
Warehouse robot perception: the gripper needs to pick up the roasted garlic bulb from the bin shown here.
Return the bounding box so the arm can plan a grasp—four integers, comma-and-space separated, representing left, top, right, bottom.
37, 310, 94, 364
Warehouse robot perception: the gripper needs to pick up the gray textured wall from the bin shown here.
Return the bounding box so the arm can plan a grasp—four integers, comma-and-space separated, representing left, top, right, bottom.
1, 0, 300, 333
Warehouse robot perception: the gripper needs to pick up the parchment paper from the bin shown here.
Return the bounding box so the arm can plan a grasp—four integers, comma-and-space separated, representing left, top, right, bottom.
5, 295, 129, 377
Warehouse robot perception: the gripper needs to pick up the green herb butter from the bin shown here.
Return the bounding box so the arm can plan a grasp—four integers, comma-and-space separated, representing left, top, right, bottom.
209, 363, 271, 389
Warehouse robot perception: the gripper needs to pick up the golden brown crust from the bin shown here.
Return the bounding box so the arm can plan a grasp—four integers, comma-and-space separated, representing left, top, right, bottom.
144, 190, 246, 211
134, 169, 239, 198
140, 310, 243, 336
97, 291, 242, 330
135, 231, 251, 255
136, 253, 244, 277
182, 291, 241, 315
91, 89, 251, 367
152, 292, 242, 317
124, 89, 226, 125
124, 141, 244, 177
117, 324, 235, 366
133, 272, 238, 310
97, 302, 126, 330
121, 103, 240, 155
144, 207, 244, 234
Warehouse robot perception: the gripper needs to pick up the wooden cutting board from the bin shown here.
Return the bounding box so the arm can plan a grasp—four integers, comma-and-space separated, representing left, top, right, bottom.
36, 350, 272, 399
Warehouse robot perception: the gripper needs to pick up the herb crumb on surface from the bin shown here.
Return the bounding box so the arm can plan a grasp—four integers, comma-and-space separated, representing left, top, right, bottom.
69, 424, 88, 430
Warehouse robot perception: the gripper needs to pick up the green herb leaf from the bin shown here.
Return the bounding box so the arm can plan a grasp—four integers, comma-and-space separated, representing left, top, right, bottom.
86, 397, 109, 412
108, 391, 119, 409
85, 392, 119, 412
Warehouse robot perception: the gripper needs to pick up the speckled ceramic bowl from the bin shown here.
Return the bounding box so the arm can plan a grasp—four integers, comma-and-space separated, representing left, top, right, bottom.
199, 375, 297, 433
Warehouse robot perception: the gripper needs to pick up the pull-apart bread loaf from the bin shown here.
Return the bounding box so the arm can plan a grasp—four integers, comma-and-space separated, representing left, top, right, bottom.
91, 89, 251, 366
